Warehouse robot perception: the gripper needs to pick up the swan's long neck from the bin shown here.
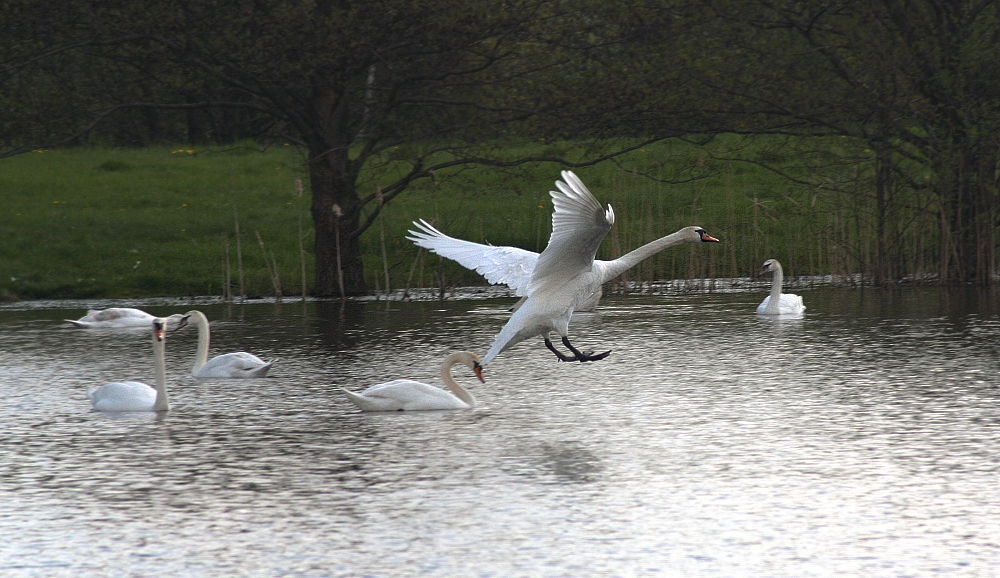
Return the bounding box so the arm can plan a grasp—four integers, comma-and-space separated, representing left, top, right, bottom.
152, 333, 169, 411
600, 229, 692, 282
192, 312, 211, 373
769, 262, 784, 302
441, 354, 475, 407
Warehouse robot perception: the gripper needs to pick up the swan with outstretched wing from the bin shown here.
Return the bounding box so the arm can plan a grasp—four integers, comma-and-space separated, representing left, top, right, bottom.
409, 171, 718, 365
409, 185, 717, 315
478, 171, 719, 364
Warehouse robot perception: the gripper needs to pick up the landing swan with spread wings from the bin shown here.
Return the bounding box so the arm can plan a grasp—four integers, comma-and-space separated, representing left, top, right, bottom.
466, 171, 719, 364
408, 207, 717, 314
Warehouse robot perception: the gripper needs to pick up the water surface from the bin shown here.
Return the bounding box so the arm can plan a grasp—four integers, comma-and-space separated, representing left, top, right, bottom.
1, 287, 999, 576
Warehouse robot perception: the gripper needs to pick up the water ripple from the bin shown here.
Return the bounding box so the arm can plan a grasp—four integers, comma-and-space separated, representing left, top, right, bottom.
1, 287, 999, 576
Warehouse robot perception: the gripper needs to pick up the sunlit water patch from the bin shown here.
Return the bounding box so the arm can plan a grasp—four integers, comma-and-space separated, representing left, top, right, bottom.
1, 287, 999, 576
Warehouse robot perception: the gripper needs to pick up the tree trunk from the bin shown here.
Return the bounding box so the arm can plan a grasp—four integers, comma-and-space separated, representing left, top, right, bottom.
874, 144, 892, 285
309, 146, 366, 296
937, 142, 996, 286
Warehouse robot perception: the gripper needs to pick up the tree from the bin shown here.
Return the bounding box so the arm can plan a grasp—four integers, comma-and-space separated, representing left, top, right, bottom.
611, 0, 1000, 284
76, 0, 657, 295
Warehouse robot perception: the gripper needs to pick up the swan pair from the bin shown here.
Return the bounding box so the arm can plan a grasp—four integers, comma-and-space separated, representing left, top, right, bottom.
756, 259, 806, 316
409, 170, 719, 364
88, 310, 272, 412
73, 308, 272, 378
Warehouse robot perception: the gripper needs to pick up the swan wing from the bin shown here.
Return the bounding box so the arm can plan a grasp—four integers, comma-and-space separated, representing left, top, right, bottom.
757, 294, 806, 316
195, 352, 273, 378
779, 293, 806, 315
88, 381, 157, 412
90, 308, 151, 322
528, 171, 614, 294
406, 219, 537, 296
343, 379, 469, 411
71, 308, 154, 328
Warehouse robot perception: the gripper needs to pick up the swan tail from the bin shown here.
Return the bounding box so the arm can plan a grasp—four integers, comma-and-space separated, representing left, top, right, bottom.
67, 320, 91, 328
482, 316, 530, 365
341, 388, 391, 412
508, 295, 528, 312
248, 361, 274, 377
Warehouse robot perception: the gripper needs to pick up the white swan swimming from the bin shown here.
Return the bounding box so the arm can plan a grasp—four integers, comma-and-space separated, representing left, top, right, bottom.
478, 171, 719, 364
756, 259, 806, 315
67, 307, 185, 330
342, 352, 484, 411
408, 210, 718, 314
177, 310, 273, 378
87, 318, 170, 412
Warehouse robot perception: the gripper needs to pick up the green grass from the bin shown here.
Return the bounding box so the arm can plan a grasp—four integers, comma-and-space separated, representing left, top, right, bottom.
0, 140, 821, 300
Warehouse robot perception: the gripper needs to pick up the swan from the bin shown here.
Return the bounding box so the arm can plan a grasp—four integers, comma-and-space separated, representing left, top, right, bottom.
342, 352, 484, 411
176, 310, 273, 378
480, 171, 719, 364
67, 307, 186, 330
87, 318, 170, 412
408, 216, 716, 314
756, 259, 806, 315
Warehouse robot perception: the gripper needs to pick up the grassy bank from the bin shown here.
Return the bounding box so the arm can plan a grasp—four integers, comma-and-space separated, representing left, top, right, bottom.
0, 140, 831, 300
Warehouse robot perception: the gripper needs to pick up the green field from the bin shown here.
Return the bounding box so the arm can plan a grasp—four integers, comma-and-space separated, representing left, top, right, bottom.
0, 141, 819, 300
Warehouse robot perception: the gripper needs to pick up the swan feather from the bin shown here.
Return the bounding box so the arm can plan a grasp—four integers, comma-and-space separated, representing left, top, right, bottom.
195, 352, 273, 378
406, 219, 537, 296
88, 381, 159, 412
342, 380, 471, 411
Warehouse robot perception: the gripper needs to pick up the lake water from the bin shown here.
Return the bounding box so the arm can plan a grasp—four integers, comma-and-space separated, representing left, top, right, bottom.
1, 286, 999, 576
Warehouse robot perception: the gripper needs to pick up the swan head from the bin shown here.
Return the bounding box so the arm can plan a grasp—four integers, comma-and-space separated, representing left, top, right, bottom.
455, 351, 485, 383
758, 259, 781, 276
172, 310, 209, 331
153, 318, 166, 341
173, 314, 192, 331
159, 313, 189, 331
682, 226, 719, 243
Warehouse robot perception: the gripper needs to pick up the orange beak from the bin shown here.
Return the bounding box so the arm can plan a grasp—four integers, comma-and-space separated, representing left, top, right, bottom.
701, 232, 720, 243
473, 364, 485, 383
154, 322, 165, 342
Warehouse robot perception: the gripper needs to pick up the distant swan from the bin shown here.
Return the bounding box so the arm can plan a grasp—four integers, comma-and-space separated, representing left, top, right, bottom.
67, 307, 185, 330
476, 171, 718, 364
88, 318, 170, 412
756, 259, 806, 315
342, 352, 484, 411
178, 310, 273, 378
